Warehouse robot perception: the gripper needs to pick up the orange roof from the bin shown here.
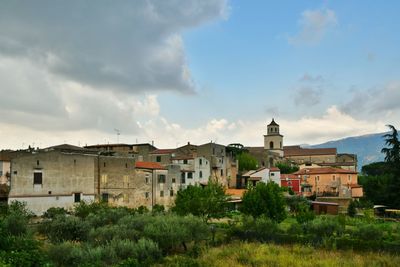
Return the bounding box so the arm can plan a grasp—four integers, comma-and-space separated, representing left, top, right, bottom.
225, 189, 247, 197
135, 161, 166, 170
293, 167, 357, 175
270, 167, 280, 172
150, 149, 175, 155
284, 147, 337, 157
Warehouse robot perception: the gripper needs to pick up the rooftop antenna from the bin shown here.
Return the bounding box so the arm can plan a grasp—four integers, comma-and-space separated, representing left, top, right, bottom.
114, 129, 121, 143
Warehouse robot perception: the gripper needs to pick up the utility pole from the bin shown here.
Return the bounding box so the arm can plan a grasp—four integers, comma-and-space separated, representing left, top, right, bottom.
114, 129, 121, 143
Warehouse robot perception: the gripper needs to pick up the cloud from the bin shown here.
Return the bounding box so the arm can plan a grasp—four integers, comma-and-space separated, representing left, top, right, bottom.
0, 1, 228, 138
294, 86, 323, 106
0, 0, 228, 94
289, 8, 337, 45
341, 81, 400, 121
299, 73, 324, 82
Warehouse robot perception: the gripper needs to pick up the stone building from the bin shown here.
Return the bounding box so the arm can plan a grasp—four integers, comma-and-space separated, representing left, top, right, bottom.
7, 144, 167, 215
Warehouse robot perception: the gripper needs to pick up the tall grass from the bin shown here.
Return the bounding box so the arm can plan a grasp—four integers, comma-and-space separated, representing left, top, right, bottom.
161, 242, 400, 267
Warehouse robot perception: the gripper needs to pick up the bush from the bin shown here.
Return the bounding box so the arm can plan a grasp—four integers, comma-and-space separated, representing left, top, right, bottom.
347, 200, 357, 217
143, 214, 209, 253
354, 224, 384, 241
43, 207, 68, 219
152, 204, 165, 213
41, 215, 90, 242
295, 203, 315, 224
2, 213, 28, 236
303, 217, 344, 243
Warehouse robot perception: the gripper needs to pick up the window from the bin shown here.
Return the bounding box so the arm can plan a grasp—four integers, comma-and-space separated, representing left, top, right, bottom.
123, 175, 129, 187
103, 162, 106, 167
199, 158, 202, 165
280, 142, 282, 148
271, 172, 275, 176
101, 174, 108, 184
213, 148, 215, 154
156, 156, 161, 162
145, 192, 149, 198
74, 159, 76, 165
102, 193, 109, 203
170, 190, 174, 197
13, 171, 17, 175
158, 174, 166, 183
187, 172, 193, 179
333, 175, 336, 181
348, 175, 351, 182
183, 159, 188, 164
220, 169, 223, 176
33, 172, 42, 185
172, 178, 176, 183
269, 141, 274, 149
145, 177, 149, 184
123, 193, 129, 203
125, 163, 128, 168
316, 176, 320, 181
37, 160, 40, 166
160, 191, 164, 197
199, 171, 203, 178
74, 193, 81, 203
181, 172, 186, 184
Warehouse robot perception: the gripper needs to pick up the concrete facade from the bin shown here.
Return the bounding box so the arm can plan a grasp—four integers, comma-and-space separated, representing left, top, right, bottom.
8, 150, 98, 215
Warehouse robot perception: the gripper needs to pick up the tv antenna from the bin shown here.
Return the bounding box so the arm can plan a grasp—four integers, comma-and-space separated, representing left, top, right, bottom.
114, 129, 121, 143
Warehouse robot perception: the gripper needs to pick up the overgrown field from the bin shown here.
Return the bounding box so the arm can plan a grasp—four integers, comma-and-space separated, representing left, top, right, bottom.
161, 242, 400, 267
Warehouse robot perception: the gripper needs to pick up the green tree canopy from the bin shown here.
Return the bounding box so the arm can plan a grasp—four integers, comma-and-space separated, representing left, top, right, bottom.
240, 182, 286, 222
172, 181, 228, 222
275, 162, 299, 174
237, 152, 258, 172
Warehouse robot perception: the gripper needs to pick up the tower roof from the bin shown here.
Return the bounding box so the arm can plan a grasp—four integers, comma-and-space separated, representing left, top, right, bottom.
268, 118, 279, 126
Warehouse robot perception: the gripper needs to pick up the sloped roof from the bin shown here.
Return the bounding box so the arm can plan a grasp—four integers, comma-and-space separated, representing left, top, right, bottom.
270, 167, 280, 172
226, 189, 246, 198
281, 174, 298, 180
284, 147, 337, 157
135, 161, 166, 170
293, 167, 357, 175
150, 149, 175, 155
268, 119, 279, 126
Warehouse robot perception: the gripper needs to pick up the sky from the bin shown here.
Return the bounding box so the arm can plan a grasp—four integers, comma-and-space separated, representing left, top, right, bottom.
0, 0, 399, 149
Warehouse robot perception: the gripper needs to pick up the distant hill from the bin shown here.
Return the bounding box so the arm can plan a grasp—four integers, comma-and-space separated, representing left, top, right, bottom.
307, 132, 387, 170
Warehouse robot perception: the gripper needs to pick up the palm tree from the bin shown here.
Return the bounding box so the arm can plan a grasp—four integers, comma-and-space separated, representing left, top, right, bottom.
381, 125, 400, 164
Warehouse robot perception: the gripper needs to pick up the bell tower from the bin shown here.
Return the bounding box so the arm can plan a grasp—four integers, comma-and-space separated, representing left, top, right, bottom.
264, 118, 284, 158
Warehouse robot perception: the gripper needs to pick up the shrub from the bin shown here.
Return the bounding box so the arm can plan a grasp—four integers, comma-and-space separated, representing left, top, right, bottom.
241, 216, 280, 242
295, 203, 315, 224
43, 207, 68, 219
73, 201, 108, 218
354, 224, 384, 241
304, 217, 344, 243
143, 214, 209, 253
287, 223, 304, 236
41, 215, 90, 242
2, 213, 28, 236
347, 200, 357, 217
152, 204, 165, 213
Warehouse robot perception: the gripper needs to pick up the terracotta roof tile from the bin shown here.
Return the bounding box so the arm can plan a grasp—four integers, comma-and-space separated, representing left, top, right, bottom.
135, 161, 166, 170
293, 167, 357, 175
226, 189, 246, 197
284, 147, 337, 157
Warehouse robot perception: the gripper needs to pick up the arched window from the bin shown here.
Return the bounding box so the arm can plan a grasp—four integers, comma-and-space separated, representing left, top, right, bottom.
269, 141, 274, 149
199, 171, 203, 178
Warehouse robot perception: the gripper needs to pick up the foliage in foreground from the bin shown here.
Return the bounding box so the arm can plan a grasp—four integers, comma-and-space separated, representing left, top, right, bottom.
160, 242, 400, 267
172, 181, 228, 222
241, 181, 286, 222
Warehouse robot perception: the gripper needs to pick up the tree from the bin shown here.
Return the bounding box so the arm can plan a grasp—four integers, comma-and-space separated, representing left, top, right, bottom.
276, 162, 299, 174
381, 125, 400, 165
172, 181, 228, 222
237, 152, 258, 172
347, 200, 357, 217
381, 125, 400, 208
241, 182, 286, 222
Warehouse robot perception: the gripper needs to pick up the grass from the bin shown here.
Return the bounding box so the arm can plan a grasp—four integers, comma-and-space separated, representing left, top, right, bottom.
160, 242, 400, 267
